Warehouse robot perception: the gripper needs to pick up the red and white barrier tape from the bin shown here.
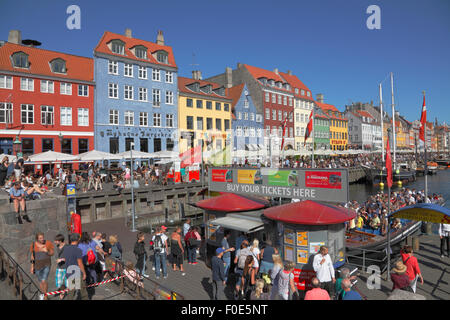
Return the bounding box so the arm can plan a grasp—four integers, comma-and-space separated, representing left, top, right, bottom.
44, 274, 126, 297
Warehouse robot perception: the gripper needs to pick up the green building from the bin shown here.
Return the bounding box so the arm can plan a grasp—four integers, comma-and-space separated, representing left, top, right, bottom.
313, 113, 330, 150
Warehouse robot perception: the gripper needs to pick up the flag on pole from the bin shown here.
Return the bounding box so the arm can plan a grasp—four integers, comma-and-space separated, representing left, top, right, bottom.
179, 145, 202, 168
419, 94, 426, 143
386, 137, 393, 188
280, 116, 289, 151
304, 110, 313, 146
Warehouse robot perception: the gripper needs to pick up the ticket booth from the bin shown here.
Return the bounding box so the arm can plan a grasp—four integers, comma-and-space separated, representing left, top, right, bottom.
193, 193, 270, 267
262, 200, 355, 294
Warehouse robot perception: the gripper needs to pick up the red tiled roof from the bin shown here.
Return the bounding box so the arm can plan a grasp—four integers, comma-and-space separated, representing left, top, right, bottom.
356, 110, 374, 119
0, 42, 93, 81
316, 101, 339, 113
228, 83, 245, 108
178, 76, 231, 100
278, 72, 314, 101
244, 64, 284, 82
94, 31, 177, 68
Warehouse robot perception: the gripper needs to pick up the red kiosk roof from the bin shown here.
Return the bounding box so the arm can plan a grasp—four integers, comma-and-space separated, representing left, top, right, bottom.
195, 193, 269, 212
263, 200, 356, 225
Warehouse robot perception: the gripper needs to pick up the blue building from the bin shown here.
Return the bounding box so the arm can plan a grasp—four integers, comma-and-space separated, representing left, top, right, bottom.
93, 29, 178, 155
228, 83, 264, 160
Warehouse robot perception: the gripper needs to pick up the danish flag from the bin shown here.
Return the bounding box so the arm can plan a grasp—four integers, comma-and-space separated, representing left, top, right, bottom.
304, 110, 313, 146
419, 94, 426, 143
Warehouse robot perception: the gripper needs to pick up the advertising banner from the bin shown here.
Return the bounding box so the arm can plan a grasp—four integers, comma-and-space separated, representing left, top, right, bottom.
293, 269, 316, 291
305, 171, 342, 189
211, 169, 233, 183
237, 169, 262, 185
267, 169, 299, 187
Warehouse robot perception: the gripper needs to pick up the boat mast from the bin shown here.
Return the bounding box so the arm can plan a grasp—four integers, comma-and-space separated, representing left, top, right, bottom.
390, 72, 397, 169
379, 83, 384, 163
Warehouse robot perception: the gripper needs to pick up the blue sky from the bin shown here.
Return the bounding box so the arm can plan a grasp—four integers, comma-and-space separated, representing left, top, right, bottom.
1, 0, 449, 123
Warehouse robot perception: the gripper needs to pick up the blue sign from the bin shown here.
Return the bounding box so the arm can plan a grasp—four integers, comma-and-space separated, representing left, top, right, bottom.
66, 183, 76, 197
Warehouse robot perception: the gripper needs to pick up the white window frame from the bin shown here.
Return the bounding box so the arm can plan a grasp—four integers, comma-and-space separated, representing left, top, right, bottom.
60, 82, 72, 95
265, 108, 270, 120
139, 112, 148, 127
109, 83, 119, 99
109, 109, 119, 125
60, 107, 72, 126
152, 89, 161, 107
152, 69, 161, 82
0, 75, 13, 89
271, 94, 276, 103
166, 114, 174, 128
21, 104, 34, 124
40, 80, 54, 93
108, 60, 118, 75
272, 110, 276, 120
265, 92, 269, 102
0, 102, 13, 123
124, 111, 134, 126
41, 105, 54, 125
124, 85, 133, 100
153, 113, 161, 127
165, 71, 173, 83
138, 66, 147, 79
165, 91, 174, 105
20, 78, 34, 91
78, 84, 89, 97
78, 108, 89, 126
124, 63, 133, 77
139, 87, 148, 102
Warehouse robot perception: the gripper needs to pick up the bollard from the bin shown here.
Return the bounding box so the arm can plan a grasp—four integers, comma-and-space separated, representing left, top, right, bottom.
412, 236, 420, 252
425, 222, 432, 235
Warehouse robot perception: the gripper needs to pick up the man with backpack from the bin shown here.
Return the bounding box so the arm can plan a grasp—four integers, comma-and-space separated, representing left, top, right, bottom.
152, 227, 168, 279
233, 240, 252, 298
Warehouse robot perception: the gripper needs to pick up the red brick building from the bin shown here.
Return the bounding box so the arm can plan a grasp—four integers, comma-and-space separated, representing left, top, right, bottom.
0, 31, 94, 158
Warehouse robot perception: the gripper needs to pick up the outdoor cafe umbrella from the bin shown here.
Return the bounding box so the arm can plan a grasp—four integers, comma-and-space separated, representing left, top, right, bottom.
28, 150, 78, 162
77, 150, 121, 161
152, 150, 179, 159
117, 150, 156, 159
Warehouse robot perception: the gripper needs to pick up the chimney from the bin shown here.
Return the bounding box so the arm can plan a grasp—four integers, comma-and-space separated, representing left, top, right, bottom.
316, 93, 324, 104
273, 68, 279, 75
225, 67, 233, 88
125, 28, 132, 38
156, 30, 165, 45
287, 70, 292, 75
192, 70, 202, 80
8, 30, 21, 44
237, 62, 243, 69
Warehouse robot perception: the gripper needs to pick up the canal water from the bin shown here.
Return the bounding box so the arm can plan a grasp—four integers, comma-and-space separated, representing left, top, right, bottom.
349, 169, 450, 209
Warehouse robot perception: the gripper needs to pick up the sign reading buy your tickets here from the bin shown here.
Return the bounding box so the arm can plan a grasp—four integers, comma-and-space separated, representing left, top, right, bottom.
209, 168, 349, 203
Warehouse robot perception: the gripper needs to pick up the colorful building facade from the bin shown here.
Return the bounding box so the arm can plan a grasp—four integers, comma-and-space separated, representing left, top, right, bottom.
0, 30, 94, 157
316, 97, 348, 151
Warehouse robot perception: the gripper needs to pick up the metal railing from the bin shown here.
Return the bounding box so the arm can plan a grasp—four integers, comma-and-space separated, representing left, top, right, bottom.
106, 258, 184, 300
0, 245, 43, 300
346, 247, 389, 275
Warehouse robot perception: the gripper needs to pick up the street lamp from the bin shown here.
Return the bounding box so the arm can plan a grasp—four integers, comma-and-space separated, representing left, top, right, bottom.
13, 135, 22, 157
58, 132, 64, 152
130, 142, 136, 232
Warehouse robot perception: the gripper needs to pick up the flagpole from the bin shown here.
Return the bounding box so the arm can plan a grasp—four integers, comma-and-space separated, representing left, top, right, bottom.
423, 91, 428, 203
312, 106, 315, 168
380, 83, 385, 163
390, 73, 396, 169
386, 128, 392, 280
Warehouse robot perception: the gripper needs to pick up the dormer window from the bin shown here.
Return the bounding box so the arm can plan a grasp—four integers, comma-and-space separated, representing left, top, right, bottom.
277, 82, 282, 88
110, 40, 125, 55
187, 82, 200, 92
269, 80, 275, 87
134, 46, 147, 59
285, 84, 290, 91
213, 86, 225, 96
301, 89, 305, 96
11, 52, 29, 68
50, 58, 66, 73
155, 51, 168, 64
307, 91, 311, 97
201, 85, 212, 94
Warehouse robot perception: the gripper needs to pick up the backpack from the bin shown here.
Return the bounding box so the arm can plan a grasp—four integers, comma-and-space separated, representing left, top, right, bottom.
238, 248, 251, 269
111, 244, 122, 260
154, 234, 164, 253
86, 248, 96, 265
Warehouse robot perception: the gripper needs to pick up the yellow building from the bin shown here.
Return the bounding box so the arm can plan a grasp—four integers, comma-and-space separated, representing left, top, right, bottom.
316, 101, 348, 151
178, 75, 232, 160
395, 120, 408, 149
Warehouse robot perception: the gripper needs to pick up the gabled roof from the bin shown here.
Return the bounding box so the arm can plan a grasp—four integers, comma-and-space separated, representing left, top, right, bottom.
243, 64, 293, 94
316, 101, 347, 121
228, 83, 245, 108
356, 110, 374, 119
178, 76, 231, 100
0, 42, 93, 82
278, 71, 314, 101
94, 31, 177, 68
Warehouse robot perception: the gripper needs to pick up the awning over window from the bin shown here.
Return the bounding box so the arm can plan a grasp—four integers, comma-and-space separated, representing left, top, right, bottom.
209, 212, 265, 233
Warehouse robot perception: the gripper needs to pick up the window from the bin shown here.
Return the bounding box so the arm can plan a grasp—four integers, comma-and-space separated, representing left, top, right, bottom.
244, 127, 249, 137
156, 51, 168, 64
12, 52, 29, 68
271, 94, 276, 103
22, 138, 34, 156
154, 138, 162, 152
296, 127, 300, 136
124, 111, 134, 126
186, 98, 193, 107
50, 59, 66, 73
20, 78, 34, 91
152, 69, 160, 81
153, 113, 161, 127
196, 100, 203, 109
60, 107, 72, 126
256, 114, 263, 123
244, 112, 248, 120
265, 92, 270, 102
224, 119, 230, 131
278, 95, 282, 104
0, 75, 13, 89
206, 118, 213, 130
197, 117, 203, 130
224, 104, 229, 111
186, 116, 194, 130
109, 138, 119, 154
78, 108, 89, 126
216, 119, 222, 130
166, 91, 174, 104
204, 101, 211, 110
266, 126, 270, 136
283, 96, 287, 105
250, 128, 255, 137
244, 99, 249, 108
152, 89, 161, 106
238, 112, 242, 120
289, 127, 293, 138
135, 47, 147, 59
124, 63, 133, 77
301, 89, 305, 96
109, 109, 119, 125
165, 71, 173, 83
140, 138, 148, 153
236, 126, 242, 137
78, 85, 88, 97
41, 106, 54, 125
265, 108, 270, 120
40, 80, 54, 93
139, 87, 148, 101
111, 40, 125, 55
295, 88, 299, 94
278, 110, 282, 121
78, 139, 89, 154
215, 102, 221, 111
250, 113, 255, 121
124, 85, 133, 100
272, 110, 276, 120
283, 112, 287, 121
0, 102, 13, 123
21, 104, 34, 124
108, 60, 118, 75
60, 82, 72, 95
42, 138, 53, 152
125, 138, 134, 151
138, 66, 147, 79
166, 138, 174, 151
139, 112, 148, 127
166, 114, 174, 128
289, 98, 293, 106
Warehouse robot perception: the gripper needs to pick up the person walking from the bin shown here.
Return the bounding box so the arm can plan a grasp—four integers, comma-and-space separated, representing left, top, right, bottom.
30, 232, 54, 300
313, 246, 335, 297
249, 239, 261, 275
276, 261, 298, 300
109, 235, 123, 261
77, 232, 98, 286
240, 255, 256, 300
221, 230, 234, 283
170, 227, 185, 276
152, 227, 168, 279
439, 223, 450, 258
259, 239, 278, 276
62, 233, 88, 300
133, 232, 148, 278
401, 245, 423, 293
304, 277, 331, 300
269, 254, 284, 300
211, 248, 227, 300
54, 234, 67, 300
